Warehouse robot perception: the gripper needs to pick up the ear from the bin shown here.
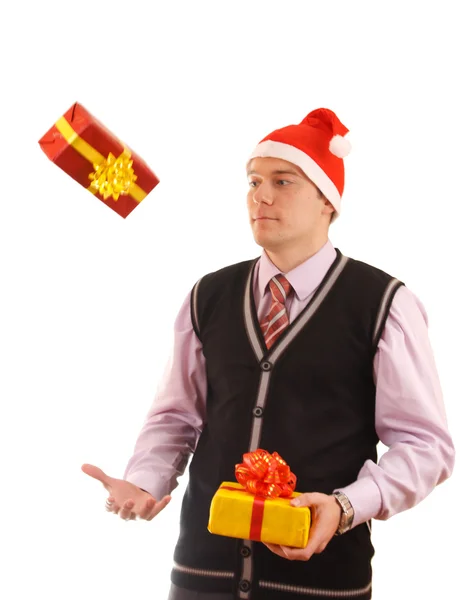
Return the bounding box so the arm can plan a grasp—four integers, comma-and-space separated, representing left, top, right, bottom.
321, 197, 335, 217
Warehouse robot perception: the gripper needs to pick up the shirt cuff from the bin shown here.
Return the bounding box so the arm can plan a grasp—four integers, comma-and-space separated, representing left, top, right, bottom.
334, 477, 382, 529
124, 470, 172, 501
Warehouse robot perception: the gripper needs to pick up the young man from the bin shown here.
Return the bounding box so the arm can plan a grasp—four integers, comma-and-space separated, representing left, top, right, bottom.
83, 108, 455, 599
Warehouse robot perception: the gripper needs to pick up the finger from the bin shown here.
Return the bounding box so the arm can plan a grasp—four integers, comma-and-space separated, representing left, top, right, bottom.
263, 543, 291, 560
279, 544, 313, 561
137, 497, 158, 520
145, 495, 171, 521
82, 464, 111, 487
118, 499, 136, 521
105, 497, 115, 512
280, 537, 328, 560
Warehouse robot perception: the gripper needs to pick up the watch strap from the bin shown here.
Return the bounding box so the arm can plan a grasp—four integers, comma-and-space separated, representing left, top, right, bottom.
332, 491, 354, 535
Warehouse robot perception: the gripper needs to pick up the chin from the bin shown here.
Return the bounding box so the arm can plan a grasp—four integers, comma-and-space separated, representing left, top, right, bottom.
254, 238, 279, 252
251, 228, 280, 250
253, 233, 269, 246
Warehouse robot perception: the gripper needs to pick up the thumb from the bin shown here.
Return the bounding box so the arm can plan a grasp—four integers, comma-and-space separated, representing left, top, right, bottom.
290, 492, 323, 508
81, 464, 112, 488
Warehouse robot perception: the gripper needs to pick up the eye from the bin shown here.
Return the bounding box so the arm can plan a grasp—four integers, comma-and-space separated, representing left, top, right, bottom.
248, 181, 258, 188
277, 179, 291, 186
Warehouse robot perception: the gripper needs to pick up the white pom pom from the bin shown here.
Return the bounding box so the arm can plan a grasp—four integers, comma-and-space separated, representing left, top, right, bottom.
329, 134, 352, 158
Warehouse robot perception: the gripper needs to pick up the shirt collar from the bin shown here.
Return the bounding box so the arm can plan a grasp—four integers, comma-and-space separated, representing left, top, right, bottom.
257, 240, 338, 301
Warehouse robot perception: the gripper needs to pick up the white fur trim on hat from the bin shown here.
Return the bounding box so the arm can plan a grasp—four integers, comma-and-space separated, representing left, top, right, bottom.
248, 140, 342, 215
329, 134, 351, 159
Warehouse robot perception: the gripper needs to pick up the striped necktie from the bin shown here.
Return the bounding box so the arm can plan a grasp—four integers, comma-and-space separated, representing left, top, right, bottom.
260, 274, 292, 349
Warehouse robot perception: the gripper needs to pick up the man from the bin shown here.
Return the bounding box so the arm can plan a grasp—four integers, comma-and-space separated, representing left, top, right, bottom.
83, 108, 455, 599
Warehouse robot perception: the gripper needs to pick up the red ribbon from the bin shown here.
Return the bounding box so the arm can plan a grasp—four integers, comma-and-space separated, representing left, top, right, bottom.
220, 485, 266, 540
235, 449, 297, 498
220, 449, 297, 542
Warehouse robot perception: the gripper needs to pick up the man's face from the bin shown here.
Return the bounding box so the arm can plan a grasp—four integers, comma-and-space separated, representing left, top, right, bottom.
246, 157, 332, 252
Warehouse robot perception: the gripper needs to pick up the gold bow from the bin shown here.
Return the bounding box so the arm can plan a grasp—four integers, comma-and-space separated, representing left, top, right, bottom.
88, 149, 137, 201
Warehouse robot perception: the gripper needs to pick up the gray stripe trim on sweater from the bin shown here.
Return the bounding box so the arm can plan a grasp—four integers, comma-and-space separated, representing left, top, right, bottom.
238, 253, 349, 599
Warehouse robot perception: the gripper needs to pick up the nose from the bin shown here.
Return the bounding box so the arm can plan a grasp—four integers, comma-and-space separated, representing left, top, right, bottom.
252, 182, 273, 205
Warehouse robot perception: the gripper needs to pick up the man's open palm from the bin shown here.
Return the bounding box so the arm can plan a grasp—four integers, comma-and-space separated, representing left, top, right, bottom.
81, 463, 171, 521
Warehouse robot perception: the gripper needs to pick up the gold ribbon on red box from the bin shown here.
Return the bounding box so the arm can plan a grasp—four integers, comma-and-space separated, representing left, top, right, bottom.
54, 116, 146, 203
39, 102, 160, 218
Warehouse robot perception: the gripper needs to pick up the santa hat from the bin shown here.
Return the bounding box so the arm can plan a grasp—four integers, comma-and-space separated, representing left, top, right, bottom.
247, 108, 351, 221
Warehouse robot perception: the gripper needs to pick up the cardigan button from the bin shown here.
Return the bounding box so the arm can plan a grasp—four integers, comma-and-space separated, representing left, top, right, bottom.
241, 545, 251, 558
261, 360, 272, 371
239, 580, 251, 593
253, 407, 264, 417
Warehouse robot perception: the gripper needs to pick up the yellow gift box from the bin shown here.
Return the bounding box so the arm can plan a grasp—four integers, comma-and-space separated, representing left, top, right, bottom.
208, 449, 311, 549
208, 482, 310, 548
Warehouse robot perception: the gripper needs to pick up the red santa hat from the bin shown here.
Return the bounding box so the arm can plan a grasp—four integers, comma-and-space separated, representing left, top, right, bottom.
247, 108, 351, 221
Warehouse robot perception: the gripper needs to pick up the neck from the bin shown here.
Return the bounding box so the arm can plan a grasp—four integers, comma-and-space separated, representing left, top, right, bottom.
265, 236, 329, 273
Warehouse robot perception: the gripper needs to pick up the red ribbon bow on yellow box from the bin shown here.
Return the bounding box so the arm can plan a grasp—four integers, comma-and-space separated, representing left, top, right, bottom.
208, 449, 310, 548
235, 449, 297, 498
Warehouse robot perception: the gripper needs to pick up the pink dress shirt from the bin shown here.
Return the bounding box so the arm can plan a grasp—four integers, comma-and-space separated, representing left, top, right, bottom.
123, 240, 455, 529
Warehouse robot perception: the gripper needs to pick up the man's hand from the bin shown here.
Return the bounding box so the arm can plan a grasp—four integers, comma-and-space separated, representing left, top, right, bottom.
264, 492, 341, 561
81, 463, 171, 521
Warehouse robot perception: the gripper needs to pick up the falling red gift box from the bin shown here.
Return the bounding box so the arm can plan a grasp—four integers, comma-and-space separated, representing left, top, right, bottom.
38, 102, 159, 218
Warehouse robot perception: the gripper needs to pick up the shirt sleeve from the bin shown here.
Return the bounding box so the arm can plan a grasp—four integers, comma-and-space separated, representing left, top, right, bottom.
122, 289, 207, 500
336, 285, 455, 529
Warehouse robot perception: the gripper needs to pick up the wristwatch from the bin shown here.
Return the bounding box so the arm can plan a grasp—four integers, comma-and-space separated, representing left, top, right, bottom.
332, 491, 354, 535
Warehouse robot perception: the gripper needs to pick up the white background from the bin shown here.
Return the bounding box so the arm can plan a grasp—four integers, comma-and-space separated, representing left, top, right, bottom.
1, 1, 469, 598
